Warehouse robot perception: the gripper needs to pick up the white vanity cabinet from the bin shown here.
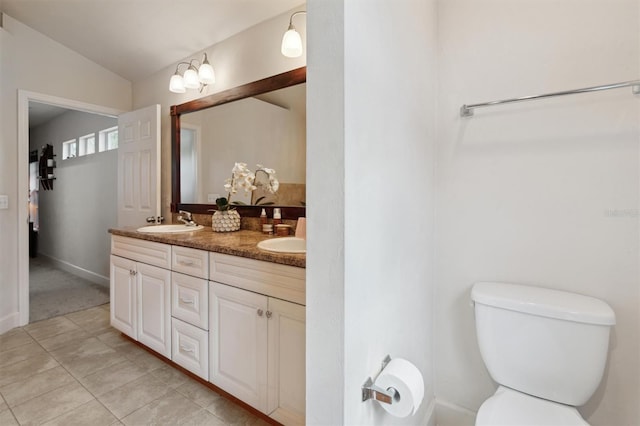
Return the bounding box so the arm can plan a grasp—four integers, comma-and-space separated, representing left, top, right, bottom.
209, 253, 306, 426
110, 236, 172, 358
110, 234, 305, 425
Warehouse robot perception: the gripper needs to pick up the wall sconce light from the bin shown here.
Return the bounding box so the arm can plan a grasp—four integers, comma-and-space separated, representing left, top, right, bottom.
281, 11, 306, 58
169, 53, 215, 93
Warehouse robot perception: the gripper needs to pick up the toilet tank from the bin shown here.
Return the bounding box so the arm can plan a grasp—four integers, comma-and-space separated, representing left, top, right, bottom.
471, 282, 615, 406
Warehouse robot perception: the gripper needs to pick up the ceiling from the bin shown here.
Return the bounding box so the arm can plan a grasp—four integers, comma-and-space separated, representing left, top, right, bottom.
1, 0, 304, 127
0, 0, 304, 83
28, 102, 69, 128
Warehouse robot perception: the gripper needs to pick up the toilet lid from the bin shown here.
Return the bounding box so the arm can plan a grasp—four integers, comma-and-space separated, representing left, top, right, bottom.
476, 387, 589, 426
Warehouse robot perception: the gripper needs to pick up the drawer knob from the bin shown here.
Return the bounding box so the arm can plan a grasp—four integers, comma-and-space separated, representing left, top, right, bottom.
257, 309, 264, 317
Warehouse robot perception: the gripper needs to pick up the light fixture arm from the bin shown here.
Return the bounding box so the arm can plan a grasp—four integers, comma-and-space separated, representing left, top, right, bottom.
288, 10, 306, 26
188, 58, 201, 70
173, 61, 192, 74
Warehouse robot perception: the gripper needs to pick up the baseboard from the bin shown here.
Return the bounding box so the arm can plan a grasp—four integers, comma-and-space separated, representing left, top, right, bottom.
37, 253, 109, 288
0, 311, 20, 335
435, 399, 477, 426
423, 397, 437, 426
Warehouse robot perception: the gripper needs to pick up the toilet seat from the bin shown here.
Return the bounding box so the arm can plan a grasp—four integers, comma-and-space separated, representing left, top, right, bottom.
476, 387, 589, 426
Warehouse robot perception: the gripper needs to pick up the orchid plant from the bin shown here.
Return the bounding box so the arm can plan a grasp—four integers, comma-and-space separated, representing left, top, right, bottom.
215, 162, 279, 211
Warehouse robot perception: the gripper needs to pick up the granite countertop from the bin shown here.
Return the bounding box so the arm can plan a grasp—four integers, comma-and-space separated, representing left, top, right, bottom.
109, 227, 306, 268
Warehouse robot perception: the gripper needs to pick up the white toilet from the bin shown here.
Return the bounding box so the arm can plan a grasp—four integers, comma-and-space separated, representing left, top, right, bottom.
471, 282, 616, 425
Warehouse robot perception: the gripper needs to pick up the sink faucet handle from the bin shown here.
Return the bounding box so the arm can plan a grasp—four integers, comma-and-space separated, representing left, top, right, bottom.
179, 210, 192, 220
146, 216, 164, 224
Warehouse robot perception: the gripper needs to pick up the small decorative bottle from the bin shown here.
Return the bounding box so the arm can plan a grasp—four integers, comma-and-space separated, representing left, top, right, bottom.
260, 208, 268, 226
273, 208, 282, 227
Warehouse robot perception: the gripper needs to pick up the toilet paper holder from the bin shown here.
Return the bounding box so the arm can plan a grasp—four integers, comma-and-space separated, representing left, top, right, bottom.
362, 355, 398, 405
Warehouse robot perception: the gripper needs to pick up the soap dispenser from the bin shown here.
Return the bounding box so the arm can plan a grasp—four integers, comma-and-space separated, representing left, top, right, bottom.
260, 208, 268, 226
273, 208, 282, 227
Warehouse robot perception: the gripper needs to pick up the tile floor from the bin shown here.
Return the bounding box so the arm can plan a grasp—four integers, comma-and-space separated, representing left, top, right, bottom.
0, 304, 269, 425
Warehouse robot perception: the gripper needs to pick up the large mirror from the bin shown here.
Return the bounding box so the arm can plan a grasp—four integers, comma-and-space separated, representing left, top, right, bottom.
171, 67, 306, 217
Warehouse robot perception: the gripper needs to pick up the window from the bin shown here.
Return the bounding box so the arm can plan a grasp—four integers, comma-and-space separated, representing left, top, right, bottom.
62, 139, 77, 160
78, 133, 96, 156
99, 126, 118, 152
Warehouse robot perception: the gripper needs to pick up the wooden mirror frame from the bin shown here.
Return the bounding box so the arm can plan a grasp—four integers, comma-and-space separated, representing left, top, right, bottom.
171, 66, 306, 218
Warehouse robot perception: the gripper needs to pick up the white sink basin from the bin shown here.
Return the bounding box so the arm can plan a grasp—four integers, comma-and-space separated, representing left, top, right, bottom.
137, 224, 204, 233
257, 237, 306, 254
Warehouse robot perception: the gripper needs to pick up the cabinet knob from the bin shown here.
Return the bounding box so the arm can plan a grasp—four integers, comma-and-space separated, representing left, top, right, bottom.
266, 311, 273, 319
129, 269, 137, 276
257, 309, 264, 317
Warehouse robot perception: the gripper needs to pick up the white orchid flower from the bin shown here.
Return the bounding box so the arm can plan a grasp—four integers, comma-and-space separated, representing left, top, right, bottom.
224, 162, 278, 203
269, 177, 279, 193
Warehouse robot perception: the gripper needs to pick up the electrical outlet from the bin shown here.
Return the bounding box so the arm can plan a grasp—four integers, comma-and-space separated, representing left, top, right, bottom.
208, 194, 220, 203
0, 195, 8, 210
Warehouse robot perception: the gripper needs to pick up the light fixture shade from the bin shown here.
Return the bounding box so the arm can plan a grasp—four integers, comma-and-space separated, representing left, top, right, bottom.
198, 62, 215, 85
183, 68, 200, 89
169, 74, 186, 93
281, 28, 303, 58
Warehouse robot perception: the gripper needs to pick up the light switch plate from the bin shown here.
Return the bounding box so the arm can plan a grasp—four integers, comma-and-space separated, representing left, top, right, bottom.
0, 195, 8, 210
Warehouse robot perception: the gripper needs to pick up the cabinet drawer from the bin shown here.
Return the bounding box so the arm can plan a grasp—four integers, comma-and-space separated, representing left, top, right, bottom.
210, 253, 305, 306
172, 246, 209, 279
172, 272, 208, 330
111, 236, 171, 269
172, 318, 208, 381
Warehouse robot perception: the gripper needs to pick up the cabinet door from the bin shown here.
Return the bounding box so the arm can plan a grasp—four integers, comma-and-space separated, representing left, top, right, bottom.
137, 262, 171, 358
110, 255, 137, 339
210, 282, 268, 412
267, 298, 306, 425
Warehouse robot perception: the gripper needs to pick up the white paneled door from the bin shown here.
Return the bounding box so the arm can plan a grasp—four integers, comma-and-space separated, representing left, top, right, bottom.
117, 104, 160, 227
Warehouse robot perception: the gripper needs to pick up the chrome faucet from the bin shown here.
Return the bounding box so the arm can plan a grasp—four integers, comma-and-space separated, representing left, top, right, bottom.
178, 210, 197, 226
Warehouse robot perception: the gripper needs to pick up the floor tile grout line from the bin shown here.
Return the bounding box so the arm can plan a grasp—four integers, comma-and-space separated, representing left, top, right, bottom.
1, 393, 20, 426
0, 357, 62, 396
8, 314, 119, 424
3, 305, 263, 426
20, 321, 123, 424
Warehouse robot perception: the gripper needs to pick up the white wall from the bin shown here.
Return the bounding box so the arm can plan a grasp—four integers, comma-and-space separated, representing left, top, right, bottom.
435, 1, 640, 425
306, 0, 345, 422
132, 5, 306, 218
307, 0, 438, 424
30, 110, 118, 285
0, 14, 131, 332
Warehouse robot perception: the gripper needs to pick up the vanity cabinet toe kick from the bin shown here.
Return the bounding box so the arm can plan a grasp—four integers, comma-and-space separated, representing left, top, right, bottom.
109, 235, 306, 426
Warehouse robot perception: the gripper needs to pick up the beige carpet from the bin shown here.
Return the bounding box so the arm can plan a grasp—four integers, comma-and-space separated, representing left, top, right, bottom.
29, 256, 109, 323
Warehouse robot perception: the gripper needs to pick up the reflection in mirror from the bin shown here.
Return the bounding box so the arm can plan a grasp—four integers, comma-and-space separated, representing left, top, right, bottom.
180, 83, 306, 206
180, 124, 200, 203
